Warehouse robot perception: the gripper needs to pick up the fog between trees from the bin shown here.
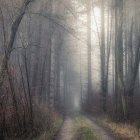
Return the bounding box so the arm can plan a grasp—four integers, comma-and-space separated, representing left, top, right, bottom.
0, 0, 140, 139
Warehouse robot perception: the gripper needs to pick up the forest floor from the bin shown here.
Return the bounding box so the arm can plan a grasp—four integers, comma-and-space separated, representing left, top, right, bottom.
57, 113, 115, 140
96, 115, 140, 140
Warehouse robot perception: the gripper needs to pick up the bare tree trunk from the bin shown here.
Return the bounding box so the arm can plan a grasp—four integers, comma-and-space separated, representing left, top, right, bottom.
100, 0, 106, 112
55, 48, 61, 109
0, 0, 34, 93
87, 0, 92, 107
80, 46, 83, 107
32, 20, 42, 98
6, 65, 21, 132
24, 49, 33, 128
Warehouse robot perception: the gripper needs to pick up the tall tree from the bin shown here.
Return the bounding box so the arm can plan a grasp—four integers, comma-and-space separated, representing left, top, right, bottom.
0, 0, 34, 93
87, 0, 92, 107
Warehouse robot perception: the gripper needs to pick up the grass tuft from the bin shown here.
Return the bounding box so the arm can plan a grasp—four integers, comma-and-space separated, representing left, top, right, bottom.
73, 114, 98, 140
76, 127, 98, 140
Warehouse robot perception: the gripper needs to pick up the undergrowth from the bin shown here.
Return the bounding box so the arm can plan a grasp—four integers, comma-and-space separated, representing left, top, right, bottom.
95, 115, 140, 140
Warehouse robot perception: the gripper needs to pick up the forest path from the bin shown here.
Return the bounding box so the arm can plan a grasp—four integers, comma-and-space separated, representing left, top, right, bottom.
57, 113, 115, 140
82, 115, 115, 140
57, 117, 76, 140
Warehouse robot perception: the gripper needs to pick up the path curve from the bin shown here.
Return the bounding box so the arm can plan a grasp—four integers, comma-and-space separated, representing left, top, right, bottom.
57, 115, 115, 140
82, 115, 115, 140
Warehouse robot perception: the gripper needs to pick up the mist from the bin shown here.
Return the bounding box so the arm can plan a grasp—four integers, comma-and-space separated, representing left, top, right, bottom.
0, 0, 140, 140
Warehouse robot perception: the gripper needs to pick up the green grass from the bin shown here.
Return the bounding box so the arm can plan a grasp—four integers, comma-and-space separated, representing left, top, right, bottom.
73, 114, 98, 140
76, 127, 98, 140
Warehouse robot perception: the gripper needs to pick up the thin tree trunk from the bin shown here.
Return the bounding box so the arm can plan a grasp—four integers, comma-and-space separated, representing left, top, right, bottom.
24, 49, 33, 128
0, 0, 34, 92
87, 0, 92, 107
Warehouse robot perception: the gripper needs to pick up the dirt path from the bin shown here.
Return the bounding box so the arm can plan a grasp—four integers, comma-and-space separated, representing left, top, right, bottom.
82, 116, 115, 140
57, 117, 75, 140
57, 114, 115, 140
